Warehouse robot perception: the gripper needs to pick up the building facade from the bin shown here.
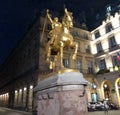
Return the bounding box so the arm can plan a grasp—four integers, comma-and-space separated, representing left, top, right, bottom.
0, 13, 95, 111
0, 16, 41, 111
1, 6, 120, 111
91, 11, 120, 106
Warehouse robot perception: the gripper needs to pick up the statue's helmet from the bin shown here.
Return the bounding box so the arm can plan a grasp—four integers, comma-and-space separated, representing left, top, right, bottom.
54, 17, 58, 22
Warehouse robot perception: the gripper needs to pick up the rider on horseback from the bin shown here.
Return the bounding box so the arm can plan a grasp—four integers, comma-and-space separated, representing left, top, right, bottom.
46, 8, 78, 69
46, 10, 62, 44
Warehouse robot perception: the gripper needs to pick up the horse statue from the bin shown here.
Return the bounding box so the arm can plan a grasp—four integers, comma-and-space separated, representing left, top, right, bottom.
46, 8, 78, 69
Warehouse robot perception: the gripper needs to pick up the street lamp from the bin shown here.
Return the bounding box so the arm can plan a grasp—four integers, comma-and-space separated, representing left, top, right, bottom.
91, 78, 97, 89
104, 84, 107, 88
92, 83, 97, 89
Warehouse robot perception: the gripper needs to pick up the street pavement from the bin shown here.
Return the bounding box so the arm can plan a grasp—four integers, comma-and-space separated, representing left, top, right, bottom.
88, 110, 120, 115
0, 107, 32, 115
0, 107, 120, 115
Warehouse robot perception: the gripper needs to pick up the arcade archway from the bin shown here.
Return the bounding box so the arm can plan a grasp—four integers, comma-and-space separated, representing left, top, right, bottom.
115, 78, 120, 107
101, 80, 112, 100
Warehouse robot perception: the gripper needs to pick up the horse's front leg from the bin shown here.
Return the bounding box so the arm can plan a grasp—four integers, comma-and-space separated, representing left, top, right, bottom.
72, 42, 78, 60
60, 41, 64, 69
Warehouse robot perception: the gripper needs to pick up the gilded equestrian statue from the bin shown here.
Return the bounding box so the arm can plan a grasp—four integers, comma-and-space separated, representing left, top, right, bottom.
46, 8, 78, 69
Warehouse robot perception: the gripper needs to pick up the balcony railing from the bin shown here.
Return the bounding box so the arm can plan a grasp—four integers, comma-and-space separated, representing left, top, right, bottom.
80, 68, 95, 75
95, 50, 105, 57
86, 49, 91, 53
95, 44, 120, 57
109, 44, 120, 52
96, 65, 120, 75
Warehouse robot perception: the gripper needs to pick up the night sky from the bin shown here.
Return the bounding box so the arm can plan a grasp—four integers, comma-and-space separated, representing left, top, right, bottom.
0, 0, 116, 65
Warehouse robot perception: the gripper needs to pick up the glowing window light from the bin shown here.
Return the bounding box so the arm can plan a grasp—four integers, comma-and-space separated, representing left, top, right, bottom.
110, 67, 113, 72
24, 87, 27, 91
30, 85, 33, 89
15, 90, 18, 93
106, 98, 109, 101
114, 66, 118, 71
19, 89, 22, 92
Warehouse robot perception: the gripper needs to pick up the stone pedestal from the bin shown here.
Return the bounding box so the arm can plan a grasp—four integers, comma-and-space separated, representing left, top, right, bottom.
34, 71, 89, 115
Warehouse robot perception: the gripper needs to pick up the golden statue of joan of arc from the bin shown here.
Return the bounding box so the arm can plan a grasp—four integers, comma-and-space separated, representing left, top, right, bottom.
46, 8, 78, 70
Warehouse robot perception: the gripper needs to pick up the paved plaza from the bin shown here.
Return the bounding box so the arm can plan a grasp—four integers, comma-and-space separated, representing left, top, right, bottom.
0, 107, 31, 115
0, 107, 120, 115
88, 110, 120, 115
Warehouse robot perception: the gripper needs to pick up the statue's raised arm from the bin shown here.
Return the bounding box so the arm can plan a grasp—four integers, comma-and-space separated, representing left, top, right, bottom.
46, 9, 62, 39
46, 9, 53, 24
62, 8, 73, 28
64, 8, 68, 16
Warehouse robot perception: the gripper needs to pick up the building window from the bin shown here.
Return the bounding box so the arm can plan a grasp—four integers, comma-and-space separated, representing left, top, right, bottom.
119, 17, 120, 26
105, 23, 113, 33
112, 55, 120, 66
91, 93, 98, 103
85, 45, 91, 53
108, 36, 116, 48
87, 61, 93, 74
77, 42, 80, 52
94, 30, 100, 39
96, 42, 103, 53
106, 5, 111, 13
84, 33, 89, 40
72, 32, 79, 37
76, 60, 82, 72
63, 58, 69, 68
99, 59, 106, 70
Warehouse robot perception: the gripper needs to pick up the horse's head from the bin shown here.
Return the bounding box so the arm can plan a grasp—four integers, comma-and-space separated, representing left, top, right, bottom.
62, 8, 73, 28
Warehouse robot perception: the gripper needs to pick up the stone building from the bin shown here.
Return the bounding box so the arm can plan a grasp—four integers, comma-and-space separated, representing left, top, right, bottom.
0, 13, 95, 111
91, 11, 120, 106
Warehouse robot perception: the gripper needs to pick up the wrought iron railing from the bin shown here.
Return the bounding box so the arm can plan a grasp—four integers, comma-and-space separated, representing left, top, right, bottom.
95, 44, 120, 57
